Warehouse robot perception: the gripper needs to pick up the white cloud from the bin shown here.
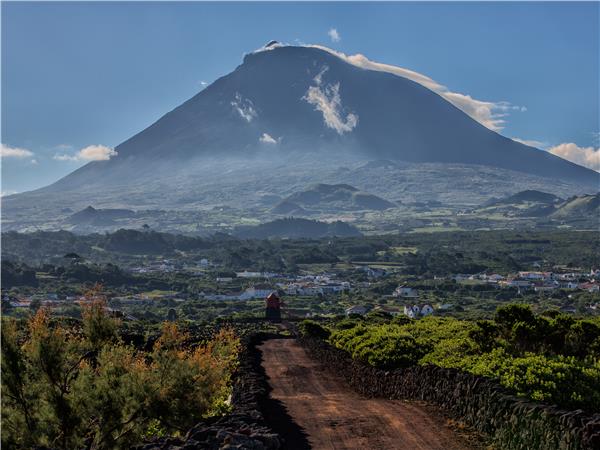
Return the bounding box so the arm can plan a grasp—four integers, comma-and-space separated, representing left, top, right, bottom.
303, 67, 358, 135
231, 93, 257, 122
313, 65, 329, 85
328, 28, 341, 43
259, 133, 278, 144
548, 143, 600, 172
511, 138, 546, 149
304, 45, 524, 132
1, 144, 34, 159
1, 190, 17, 197
54, 145, 117, 162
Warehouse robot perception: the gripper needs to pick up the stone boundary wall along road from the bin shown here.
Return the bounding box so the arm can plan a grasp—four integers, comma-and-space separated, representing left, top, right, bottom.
134, 332, 283, 450
298, 335, 600, 450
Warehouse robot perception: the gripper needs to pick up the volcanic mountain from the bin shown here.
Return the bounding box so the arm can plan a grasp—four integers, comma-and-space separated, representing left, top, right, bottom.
4, 43, 598, 230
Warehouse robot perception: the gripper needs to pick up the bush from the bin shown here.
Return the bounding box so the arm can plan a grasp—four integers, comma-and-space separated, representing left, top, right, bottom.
330, 305, 600, 411
1, 304, 240, 449
298, 320, 330, 340
330, 324, 422, 369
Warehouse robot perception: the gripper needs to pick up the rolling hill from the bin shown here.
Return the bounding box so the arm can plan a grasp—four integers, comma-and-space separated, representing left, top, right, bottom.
273, 184, 395, 213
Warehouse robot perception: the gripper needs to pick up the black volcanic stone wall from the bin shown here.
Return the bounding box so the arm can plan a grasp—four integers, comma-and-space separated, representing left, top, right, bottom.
134, 333, 283, 450
299, 336, 600, 450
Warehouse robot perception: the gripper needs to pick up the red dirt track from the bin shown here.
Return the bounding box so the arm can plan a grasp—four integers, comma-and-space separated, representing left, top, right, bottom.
259, 338, 475, 450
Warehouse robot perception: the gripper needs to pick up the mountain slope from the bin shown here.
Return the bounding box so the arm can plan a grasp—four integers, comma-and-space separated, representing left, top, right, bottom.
42, 44, 597, 193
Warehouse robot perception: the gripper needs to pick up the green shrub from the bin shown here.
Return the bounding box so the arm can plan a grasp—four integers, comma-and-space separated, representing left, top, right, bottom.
331, 324, 422, 369
298, 320, 330, 340
330, 304, 600, 411
1, 308, 240, 449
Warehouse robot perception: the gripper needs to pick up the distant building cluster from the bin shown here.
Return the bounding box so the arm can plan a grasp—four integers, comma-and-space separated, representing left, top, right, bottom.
450, 268, 600, 294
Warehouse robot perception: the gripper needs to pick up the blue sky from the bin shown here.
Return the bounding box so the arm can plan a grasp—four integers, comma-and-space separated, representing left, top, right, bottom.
2, 1, 599, 194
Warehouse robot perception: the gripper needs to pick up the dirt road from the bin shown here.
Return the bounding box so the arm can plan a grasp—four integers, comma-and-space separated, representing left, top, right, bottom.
259, 339, 475, 450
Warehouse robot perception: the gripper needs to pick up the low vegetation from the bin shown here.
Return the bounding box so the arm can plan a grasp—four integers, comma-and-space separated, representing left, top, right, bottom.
1, 289, 241, 450
308, 304, 600, 412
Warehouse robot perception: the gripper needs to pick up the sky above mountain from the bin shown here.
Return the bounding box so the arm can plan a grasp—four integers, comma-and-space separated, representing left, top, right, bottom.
1, 1, 598, 194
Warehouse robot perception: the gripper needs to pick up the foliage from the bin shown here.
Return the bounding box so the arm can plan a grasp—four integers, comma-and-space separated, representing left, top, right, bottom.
298, 320, 330, 340
1, 300, 240, 449
328, 305, 600, 411
3, 229, 599, 274
330, 324, 423, 369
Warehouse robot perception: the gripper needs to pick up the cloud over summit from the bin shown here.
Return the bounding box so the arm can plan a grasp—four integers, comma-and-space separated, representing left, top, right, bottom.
306, 45, 523, 132
303, 66, 358, 135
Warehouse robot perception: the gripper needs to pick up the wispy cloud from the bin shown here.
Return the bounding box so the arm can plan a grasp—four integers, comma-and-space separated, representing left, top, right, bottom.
259, 133, 278, 144
54, 145, 117, 162
548, 143, 600, 172
511, 137, 547, 149
307, 45, 524, 132
231, 93, 257, 122
1, 144, 34, 159
328, 28, 341, 43
303, 66, 358, 135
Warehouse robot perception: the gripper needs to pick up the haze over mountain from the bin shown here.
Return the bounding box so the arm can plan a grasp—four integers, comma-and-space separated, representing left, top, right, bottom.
4, 43, 598, 231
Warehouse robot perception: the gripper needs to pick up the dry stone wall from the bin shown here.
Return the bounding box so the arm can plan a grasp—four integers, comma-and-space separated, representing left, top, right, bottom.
299, 335, 600, 450
134, 333, 283, 450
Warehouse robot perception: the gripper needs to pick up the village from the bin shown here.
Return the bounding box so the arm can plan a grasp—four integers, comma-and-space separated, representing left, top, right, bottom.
3, 254, 600, 321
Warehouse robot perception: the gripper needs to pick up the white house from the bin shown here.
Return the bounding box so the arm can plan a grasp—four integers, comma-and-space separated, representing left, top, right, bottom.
485, 274, 505, 283
421, 304, 434, 316
403, 304, 434, 318
518, 271, 552, 281
346, 305, 368, 316
362, 266, 386, 278
393, 286, 419, 298
297, 286, 323, 296
403, 304, 421, 318
238, 286, 274, 300
236, 271, 263, 278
